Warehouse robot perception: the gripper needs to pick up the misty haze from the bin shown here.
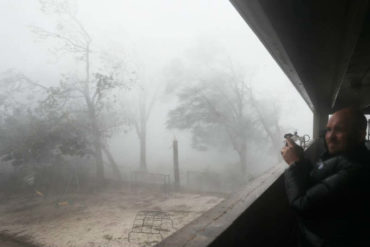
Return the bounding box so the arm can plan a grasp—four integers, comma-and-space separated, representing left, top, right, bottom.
0, 0, 312, 246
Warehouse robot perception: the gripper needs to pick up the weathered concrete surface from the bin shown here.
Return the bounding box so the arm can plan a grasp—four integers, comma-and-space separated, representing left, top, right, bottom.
0, 234, 38, 247
0, 238, 29, 247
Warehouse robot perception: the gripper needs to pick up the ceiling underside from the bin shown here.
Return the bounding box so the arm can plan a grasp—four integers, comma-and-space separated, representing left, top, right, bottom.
231, 0, 370, 114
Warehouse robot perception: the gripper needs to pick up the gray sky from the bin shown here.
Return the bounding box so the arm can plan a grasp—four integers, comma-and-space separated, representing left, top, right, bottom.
0, 0, 312, 174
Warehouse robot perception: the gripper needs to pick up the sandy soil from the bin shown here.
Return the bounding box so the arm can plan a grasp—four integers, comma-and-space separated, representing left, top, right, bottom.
0, 186, 224, 247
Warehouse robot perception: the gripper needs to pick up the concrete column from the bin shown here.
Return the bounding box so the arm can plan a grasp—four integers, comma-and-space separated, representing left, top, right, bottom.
313, 110, 328, 140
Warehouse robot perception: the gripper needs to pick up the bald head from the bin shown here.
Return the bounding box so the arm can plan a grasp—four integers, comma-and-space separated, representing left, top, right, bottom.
325, 107, 367, 155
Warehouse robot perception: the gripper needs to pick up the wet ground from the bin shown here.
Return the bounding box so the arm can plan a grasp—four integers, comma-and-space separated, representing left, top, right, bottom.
0, 186, 224, 247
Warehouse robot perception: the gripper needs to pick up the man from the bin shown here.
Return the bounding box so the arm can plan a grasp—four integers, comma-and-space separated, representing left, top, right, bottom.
281, 107, 370, 247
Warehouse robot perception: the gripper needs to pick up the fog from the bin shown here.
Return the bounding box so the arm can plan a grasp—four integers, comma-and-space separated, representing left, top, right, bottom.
0, 0, 313, 182
0, 1, 312, 245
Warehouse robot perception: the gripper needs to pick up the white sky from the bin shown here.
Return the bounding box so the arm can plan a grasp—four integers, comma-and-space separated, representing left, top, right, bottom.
0, 0, 312, 172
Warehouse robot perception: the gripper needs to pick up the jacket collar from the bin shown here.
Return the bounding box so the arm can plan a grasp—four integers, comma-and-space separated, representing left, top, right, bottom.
320, 143, 370, 162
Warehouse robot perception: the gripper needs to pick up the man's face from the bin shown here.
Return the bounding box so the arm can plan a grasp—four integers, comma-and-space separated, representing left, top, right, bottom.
325, 111, 357, 155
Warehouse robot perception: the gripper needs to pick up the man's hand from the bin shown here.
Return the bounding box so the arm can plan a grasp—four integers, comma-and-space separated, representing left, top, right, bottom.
281, 137, 303, 165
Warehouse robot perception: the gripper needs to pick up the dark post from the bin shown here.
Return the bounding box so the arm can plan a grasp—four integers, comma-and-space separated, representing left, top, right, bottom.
312, 110, 328, 161
173, 138, 180, 190
313, 110, 328, 140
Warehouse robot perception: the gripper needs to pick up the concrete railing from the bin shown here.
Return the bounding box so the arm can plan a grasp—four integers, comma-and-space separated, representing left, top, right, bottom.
155, 140, 321, 247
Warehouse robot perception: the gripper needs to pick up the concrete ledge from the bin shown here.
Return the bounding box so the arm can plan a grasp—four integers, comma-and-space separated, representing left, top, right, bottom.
155, 163, 286, 247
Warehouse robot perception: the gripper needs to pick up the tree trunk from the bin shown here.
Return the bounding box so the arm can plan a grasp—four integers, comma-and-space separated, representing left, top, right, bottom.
84, 44, 104, 183
93, 124, 104, 182
249, 95, 282, 153
238, 151, 246, 175
102, 145, 122, 181
139, 130, 147, 170
88, 105, 105, 182
237, 141, 247, 175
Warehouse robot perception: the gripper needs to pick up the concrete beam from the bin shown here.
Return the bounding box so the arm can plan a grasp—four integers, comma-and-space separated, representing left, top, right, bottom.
230, 0, 315, 113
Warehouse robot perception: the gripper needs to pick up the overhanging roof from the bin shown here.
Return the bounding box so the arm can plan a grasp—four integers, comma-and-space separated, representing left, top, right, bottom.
231, 0, 370, 114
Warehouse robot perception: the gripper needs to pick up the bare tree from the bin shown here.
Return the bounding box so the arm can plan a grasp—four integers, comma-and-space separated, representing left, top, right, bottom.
228, 64, 283, 160
32, 0, 127, 182
126, 70, 159, 171
167, 63, 282, 176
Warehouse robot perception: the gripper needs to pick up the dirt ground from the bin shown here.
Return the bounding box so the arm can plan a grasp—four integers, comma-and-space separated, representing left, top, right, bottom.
0, 185, 224, 247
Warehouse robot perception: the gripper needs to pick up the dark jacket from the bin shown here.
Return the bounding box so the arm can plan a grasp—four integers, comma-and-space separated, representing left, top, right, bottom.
284, 144, 370, 247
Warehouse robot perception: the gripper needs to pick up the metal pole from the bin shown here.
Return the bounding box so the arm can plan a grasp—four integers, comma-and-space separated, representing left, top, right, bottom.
173, 138, 180, 190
